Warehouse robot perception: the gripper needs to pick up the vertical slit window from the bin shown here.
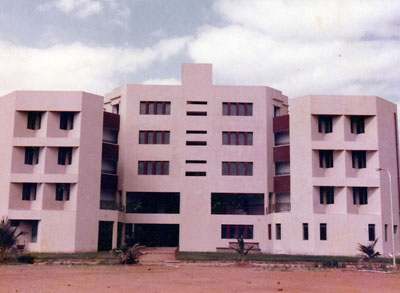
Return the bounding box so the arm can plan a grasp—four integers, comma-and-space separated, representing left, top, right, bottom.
303, 223, 309, 240
320, 223, 327, 240
368, 224, 375, 241
268, 224, 272, 240
276, 223, 281, 240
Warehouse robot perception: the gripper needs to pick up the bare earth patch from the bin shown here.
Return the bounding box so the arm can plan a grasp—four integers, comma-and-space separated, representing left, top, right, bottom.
0, 264, 399, 292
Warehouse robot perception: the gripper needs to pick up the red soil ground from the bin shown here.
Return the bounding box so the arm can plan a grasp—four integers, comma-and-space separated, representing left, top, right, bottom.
0, 264, 399, 292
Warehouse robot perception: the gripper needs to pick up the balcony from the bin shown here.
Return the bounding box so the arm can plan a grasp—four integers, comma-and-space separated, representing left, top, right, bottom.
267, 203, 291, 214
273, 115, 289, 133
101, 174, 118, 191
102, 143, 119, 161
274, 145, 290, 162
100, 200, 125, 212
103, 112, 120, 130
274, 175, 290, 193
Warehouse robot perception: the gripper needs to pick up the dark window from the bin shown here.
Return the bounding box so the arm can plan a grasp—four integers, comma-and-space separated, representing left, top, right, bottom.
320, 223, 327, 240
186, 130, 207, 134
268, 224, 272, 240
140, 101, 170, 115
187, 111, 207, 116
319, 187, 334, 204
58, 147, 72, 165
276, 224, 281, 240
221, 225, 253, 239
22, 183, 37, 201
126, 192, 180, 214
112, 104, 119, 114
303, 223, 309, 240
385, 224, 388, 242
187, 101, 207, 105
60, 112, 74, 130
353, 187, 368, 205
27, 112, 42, 130
351, 116, 365, 134
318, 116, 333, 133
56, 183, 70, 201
186, 141, 207, 146
222, 132, 253, 145
211, 193, 264, 215
185, 172, 206, 176
352, 151, 366, 169
222, 162, 253, 176
319, 150, 334, 168
185, 160, 207, 164
31, 221, 39, 243
25, 147, 40, 165
274, 106, 281, 117
139, 131, 170, 144
138, 161, 169, 175
222, 102, 253, 116
368, 224, 375, 241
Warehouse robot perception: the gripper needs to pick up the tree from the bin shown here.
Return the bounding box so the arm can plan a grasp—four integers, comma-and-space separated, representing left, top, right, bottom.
357, 238, 381, 269
0, 217, 24, 261
112, 239, 144, 264
232, 236, 254, 264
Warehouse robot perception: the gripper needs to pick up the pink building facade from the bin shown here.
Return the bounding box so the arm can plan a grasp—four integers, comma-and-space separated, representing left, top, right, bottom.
0, 64, 399, 256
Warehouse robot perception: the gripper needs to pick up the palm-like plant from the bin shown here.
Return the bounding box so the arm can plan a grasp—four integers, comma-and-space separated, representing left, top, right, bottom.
112, 242, 144, 264
232, 236, 254, 264
358, 238, 381, 269
0, 217, 24, 261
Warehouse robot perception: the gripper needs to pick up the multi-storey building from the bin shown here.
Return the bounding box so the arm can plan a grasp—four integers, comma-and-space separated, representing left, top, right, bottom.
0, 64, 399, 256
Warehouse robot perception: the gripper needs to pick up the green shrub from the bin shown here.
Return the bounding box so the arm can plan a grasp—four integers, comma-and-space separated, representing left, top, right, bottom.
17, 254, 35, 264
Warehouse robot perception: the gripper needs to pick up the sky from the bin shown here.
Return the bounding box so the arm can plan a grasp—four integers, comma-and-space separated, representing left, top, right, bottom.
0, 0, 399, 104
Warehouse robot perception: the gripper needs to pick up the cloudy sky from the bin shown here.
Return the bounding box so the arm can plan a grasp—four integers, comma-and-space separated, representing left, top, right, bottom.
1, 0, 399, 103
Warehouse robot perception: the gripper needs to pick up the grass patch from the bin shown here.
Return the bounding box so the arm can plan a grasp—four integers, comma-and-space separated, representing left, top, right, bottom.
177, 252, 397, 264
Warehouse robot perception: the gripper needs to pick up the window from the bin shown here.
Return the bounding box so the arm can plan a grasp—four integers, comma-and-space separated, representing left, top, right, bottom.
320, 223, 327, 240
221, 225, 253, 239
112, 104, 119, 114
268, 224, 272, 240
186, 160, 207, 164
185, 172, 206, 176
22, 183, 37, 201
394, 225, 398, 234
186, 141, 207, 146
31, 221, 38, 243
351, 116, 365, 134
222, 102, 253, 116
55, 183, 70, 201
222, 162, 253, 176
368, 224, 375, 241
187, 111, 207, 116
222, 132, 253, 145
276, 223, 281, 240
140, 101, 170, 115
186, 130, 207, 134
318, 116, 333, 133
303, 223, 309, 240
126, 192, 180, 214
187, 101, 207, 105
352, 151, 366, 169
60, 112, 74, 130
211, 193, 264, 215
353, 187, 368, 205
274, 106, 281, 117
58, 147, 72, 165
25, 147, 40, 165
138, 161, 169, 175
320, 187, 334, 204
385, 224, 388, 242
319, 150, 333, 168
27, 112, 42, 130
139, 131, 170, 144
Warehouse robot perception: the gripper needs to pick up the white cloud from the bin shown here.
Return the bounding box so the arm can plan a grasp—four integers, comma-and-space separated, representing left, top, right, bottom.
142, 78, 180, 85
187, 0, 400, 101
38, 0, 131, 20
0, 37, 190, 96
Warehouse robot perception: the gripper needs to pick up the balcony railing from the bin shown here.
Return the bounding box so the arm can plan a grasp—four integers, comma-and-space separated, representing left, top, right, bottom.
267, 203, 291, 214
100, 200, 125, 212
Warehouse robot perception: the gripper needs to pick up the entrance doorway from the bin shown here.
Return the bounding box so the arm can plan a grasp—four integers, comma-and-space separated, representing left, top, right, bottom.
132, 224, 179, 247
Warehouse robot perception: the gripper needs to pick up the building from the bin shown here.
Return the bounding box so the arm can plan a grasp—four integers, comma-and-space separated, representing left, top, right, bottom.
0, 64, 399, 256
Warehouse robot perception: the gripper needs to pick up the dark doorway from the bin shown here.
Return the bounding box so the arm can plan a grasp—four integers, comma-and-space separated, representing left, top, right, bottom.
98, 221, 113, 251
133, 224, 179, 247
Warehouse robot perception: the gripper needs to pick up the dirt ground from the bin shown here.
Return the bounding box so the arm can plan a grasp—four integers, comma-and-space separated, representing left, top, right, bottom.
0, 264, 399, 293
